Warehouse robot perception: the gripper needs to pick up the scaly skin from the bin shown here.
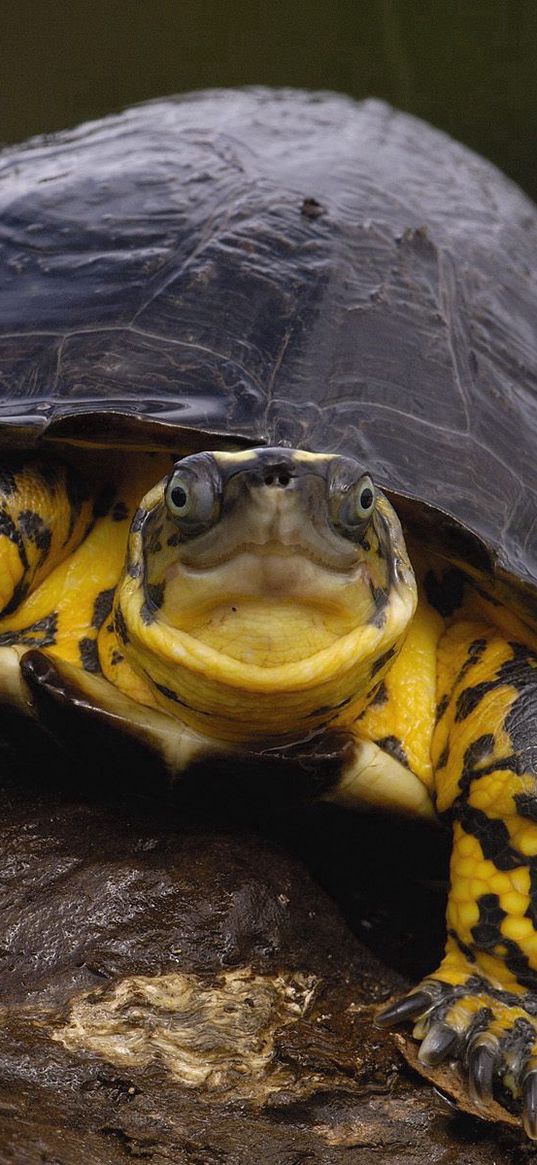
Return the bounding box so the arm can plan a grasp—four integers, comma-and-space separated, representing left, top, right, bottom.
0, 459, 93, 620
376, 577, 537, 1138
2, 449, 537, 1136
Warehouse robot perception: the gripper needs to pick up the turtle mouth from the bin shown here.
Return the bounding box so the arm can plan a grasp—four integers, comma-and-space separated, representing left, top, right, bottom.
177, 538, 369, 575
157, 536, 381, 634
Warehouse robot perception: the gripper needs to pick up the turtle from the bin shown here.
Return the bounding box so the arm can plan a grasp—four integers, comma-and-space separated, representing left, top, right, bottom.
1, 87, 537, 1139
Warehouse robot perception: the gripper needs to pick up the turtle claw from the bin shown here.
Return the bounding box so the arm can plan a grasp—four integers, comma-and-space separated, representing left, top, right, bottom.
375, 989, 433, 1028
377, 974, 537, 1138
467, 1034, 498, 1104
418, 1021, 458, 1066
523, 1073, 537, 1141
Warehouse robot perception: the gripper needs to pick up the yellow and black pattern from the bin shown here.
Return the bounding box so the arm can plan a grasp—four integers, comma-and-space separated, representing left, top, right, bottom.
0, 456, 148, 680
0, 454, 168, 680
0, 458, 93, 619
378, 604, 537, 1137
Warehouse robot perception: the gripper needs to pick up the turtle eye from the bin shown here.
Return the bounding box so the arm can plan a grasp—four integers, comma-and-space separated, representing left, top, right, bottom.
164, 464, 221, 528
166, 474, 191, 516
354, 476, 376, 521
329, 470, 376, 539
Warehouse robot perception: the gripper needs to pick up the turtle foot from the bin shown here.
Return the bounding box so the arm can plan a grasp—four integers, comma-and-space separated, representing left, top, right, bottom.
376, 969, 537, 1140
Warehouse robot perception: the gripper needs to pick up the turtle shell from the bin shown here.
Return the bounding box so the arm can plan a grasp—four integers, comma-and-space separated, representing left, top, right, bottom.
1, 88, 537, 587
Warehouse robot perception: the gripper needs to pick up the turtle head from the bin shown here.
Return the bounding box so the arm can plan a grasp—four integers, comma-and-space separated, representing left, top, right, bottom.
115, 449, 417, 743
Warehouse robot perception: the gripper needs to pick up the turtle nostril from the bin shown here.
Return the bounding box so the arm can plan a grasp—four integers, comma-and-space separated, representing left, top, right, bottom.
263, 470, 291, 487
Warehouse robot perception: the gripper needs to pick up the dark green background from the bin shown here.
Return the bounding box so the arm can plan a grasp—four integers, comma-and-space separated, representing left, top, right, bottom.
2, 0, 536, 200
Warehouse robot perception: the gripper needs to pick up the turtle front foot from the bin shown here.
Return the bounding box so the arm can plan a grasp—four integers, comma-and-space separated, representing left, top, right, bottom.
376, 964, 537, 1139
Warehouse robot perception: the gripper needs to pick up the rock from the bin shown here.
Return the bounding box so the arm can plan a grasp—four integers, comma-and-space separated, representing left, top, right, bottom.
0, 773, 533, 1163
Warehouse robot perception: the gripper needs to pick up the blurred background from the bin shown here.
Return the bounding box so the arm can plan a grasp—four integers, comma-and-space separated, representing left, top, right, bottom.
1, 0, 536, 200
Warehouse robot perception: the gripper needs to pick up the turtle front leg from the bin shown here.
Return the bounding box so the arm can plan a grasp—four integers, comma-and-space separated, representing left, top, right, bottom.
378, 621, 537, 1137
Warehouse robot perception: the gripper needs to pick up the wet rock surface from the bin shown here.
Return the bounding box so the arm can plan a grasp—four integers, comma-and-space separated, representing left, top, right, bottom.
0, 769, 534, 1163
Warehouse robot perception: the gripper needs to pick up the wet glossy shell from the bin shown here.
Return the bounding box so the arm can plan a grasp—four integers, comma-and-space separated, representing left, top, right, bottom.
1, 89, 537, 583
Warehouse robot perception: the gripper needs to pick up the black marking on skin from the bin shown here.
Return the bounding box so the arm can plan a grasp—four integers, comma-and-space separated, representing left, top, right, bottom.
445, 743, 520, 813
424, 567, 466, 617
368, 680, 388, 708
112, 501, 129, 522
91, 588, 116, 631
0, 507, 28, 566
114, 606, 129, 645
463, 1005, 494, 1040
306, 694, 352, 719
456, 808, 523, 871
475, 583, 502, 608
111, 650, 124, 666
471, 893, 506, 949
375, 735, 409, 768
447, 928, 476, 964
502, 941, 537, 994
148, 524, 163, 554
515, 793, 537, 823
147, 582, 165, 609
460, 734, 495, 780
153, 682, 190, 709
436, 744, 450, 770
167, 531, 181, 547
93, 485, 116, 520
435, 694, 449, 723
0, 611, 58, 648
141, 581, 165, 624
370, 646, 396, 678
369, 584, 388, 628
18, 510, 52, 562
456, 638, 487, 685
503, 655, 537, 777
128, 560, 143, 579
36, 461, 61, 490
106, 622, 114, 633
0, 468, 18, 496
154, 682, 180, 703
457, 973, 537, 1014
502, 1016, 537, 1057
455, 682, 495, 722
63, 463, 91, 546
456, 641, 537, 726
151, 677, 213, 716
526, 868, 537, 930
130, 508, 146, 534
0, 577, 30, 619
79, 637, 102, 674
